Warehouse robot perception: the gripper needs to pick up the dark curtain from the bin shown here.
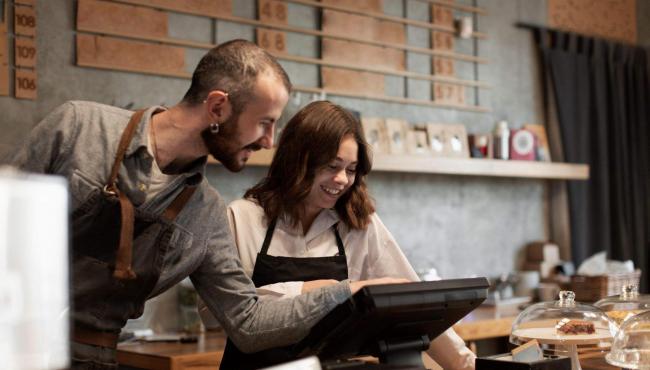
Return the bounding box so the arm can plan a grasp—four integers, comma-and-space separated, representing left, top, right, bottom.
534, 28, 650, 292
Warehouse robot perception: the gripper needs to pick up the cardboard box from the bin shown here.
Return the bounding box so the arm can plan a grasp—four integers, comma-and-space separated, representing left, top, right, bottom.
476, 354, 571, 370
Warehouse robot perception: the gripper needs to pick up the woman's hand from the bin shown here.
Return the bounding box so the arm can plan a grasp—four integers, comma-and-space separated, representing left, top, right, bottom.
301, 279, 339, 293
349, 277, 411, 294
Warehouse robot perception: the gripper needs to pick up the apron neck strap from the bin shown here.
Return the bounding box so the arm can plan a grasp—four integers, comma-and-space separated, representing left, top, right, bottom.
259, 218, 278, 255
104, 109, 145, 195
333, 224, 345, 256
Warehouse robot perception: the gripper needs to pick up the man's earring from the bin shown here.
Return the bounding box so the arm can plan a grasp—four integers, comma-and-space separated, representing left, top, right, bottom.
209, 122, 220, 135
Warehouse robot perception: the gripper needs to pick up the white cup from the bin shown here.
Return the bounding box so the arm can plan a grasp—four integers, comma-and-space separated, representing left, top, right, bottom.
514, 270, 540, 298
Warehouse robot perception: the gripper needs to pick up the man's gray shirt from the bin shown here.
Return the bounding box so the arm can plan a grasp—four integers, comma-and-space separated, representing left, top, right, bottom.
12, 101, 351, 352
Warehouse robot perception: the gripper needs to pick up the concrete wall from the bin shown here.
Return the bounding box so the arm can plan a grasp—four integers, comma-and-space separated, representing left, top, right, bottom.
0, 0, 646, 282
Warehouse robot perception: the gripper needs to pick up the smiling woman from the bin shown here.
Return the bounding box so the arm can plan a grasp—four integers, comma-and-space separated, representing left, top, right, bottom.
208, 101, 477, 370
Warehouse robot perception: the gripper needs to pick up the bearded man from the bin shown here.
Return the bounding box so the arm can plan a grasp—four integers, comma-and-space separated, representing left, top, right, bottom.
13, 39, 391, 369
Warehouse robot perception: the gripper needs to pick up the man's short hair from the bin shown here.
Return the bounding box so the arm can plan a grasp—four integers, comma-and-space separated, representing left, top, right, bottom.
182, 39, 291, 114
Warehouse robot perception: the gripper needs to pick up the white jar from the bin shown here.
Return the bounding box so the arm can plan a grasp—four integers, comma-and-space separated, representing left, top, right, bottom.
493, 120, 510, 159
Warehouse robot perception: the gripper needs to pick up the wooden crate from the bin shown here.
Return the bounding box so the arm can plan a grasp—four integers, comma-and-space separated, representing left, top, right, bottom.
570, 270, 641, 302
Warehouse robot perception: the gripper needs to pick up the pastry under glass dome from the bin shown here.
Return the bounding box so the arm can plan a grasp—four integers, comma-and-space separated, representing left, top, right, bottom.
595, 285, 650, 326
606, 310, 650, 369
510, 291, 617, 370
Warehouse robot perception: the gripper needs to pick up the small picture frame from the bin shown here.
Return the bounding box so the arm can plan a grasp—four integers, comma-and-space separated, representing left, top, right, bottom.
523, 123, 551, 162
445, 124, 470, 158
426, 123, 446, 157
385, 118, 408, 154
361, 117, 389, 155
426, 123, 470, 158
406, 125, 430, 156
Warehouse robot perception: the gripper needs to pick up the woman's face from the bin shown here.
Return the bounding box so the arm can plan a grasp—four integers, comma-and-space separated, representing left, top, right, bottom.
303, 134, 358, 213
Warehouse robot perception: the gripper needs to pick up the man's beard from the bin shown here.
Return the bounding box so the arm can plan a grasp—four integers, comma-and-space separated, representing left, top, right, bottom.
201, 113, 261, 172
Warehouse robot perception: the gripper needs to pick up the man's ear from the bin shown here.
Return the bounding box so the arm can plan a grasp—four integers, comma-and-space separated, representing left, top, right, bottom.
204, 90, 232, 123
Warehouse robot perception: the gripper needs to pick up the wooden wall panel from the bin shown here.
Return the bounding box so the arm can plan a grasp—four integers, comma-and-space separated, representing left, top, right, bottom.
124, 0, 232, 18
15, 37, 36, 68
321, 0, 382, 13
77, 0, 168, 39
548, 0, 636, 43
256, 28, 286, 54
14, 5, 36, 37
321, 7, 405, 96
321, 67, 384, 95
322, 10, 405, 45
377, 20, 405, 44
431, 5, 454, 28
322, 10, 375, 41
258, 0, 287, 25
76, 34, 186, 77
0, 0, 8, 96
322, 39, 404, 71
15, 68, 36, 100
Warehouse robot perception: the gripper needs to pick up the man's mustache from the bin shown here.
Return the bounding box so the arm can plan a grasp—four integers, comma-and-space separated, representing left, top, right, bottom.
243, 143, 262, 151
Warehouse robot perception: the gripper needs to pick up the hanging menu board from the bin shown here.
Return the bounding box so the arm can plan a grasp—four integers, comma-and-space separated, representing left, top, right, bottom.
14, 0, 37, 99
0, 0, 9, 96
74, 0, 489, 112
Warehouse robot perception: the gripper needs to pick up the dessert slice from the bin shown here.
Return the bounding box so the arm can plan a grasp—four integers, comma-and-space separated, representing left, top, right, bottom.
556, 318, 595, 334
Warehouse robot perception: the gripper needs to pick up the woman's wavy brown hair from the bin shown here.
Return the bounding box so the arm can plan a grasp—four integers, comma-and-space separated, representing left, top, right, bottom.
244, 100, 375, 229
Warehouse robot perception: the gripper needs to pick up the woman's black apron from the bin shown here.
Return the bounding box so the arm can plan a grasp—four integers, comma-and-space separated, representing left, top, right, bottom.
219, 218, 349, 370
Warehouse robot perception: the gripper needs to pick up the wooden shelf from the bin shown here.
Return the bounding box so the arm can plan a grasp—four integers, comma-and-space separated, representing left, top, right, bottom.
209, 149, 590, 180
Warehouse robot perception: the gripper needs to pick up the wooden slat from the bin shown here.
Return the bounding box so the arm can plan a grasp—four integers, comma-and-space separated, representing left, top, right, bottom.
15, 0, 35, 5
77, 0, 168, 39
15, 37, 36, 68
208, 149, 590, 180
15, 68, 36, 100
322, 10, 405, 45
322, 39, 404, 71
321, 67, 384, 95
112, 0, 485, 64
297, 86, 490, 112
0, 0, 9, 96
411, 0, 487, 15
122, 0, 232, 18
322, 0, 381, 12
76, 34, 187, 78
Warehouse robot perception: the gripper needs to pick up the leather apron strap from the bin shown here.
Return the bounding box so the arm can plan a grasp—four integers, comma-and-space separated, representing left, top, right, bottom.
104, 109, 146, 281
104, 109, 197, 280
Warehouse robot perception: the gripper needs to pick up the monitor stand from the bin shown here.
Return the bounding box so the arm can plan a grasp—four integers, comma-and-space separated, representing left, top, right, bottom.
377, 335, 430, 367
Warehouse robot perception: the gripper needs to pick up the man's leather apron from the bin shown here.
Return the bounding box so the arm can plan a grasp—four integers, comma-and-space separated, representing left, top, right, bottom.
70, 110, 196, 369
219, 218, 349, 370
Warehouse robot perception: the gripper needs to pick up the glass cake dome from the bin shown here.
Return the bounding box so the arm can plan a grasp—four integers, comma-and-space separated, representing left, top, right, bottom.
595, 285, 650, 327
510, 291, 617, 370
606, 310, 650, 369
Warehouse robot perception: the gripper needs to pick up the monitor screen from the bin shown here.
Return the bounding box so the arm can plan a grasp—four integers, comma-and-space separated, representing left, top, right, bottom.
294, 277, 489, 366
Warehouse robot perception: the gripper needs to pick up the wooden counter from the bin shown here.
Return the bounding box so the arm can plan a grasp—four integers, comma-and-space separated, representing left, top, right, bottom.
117, 332, 226, 370
117, 307, 620, 370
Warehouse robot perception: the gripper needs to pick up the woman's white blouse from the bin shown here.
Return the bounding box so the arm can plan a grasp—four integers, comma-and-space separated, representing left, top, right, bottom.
227, 198, 476, 370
